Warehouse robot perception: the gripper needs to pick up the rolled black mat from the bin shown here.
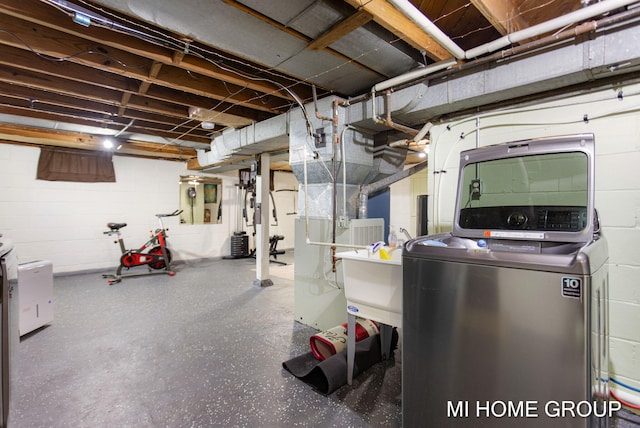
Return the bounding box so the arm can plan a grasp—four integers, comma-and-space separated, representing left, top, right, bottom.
282, 330, 398, 395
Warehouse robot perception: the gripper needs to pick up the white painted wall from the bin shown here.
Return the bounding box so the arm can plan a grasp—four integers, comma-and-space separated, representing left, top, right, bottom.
390, 167, 428, 243
0, 144, 298, 274
395, 83, 640, 400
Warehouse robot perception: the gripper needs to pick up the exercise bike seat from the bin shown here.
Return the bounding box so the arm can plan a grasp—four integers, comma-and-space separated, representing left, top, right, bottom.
106, 222, 127, 231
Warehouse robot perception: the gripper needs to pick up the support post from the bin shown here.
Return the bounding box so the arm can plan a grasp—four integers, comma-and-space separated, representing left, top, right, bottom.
253, 153, 273, 287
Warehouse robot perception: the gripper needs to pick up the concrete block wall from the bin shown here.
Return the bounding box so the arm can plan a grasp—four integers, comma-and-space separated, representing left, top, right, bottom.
422, 82, 640, 401
389, 167, 428, 242
0, 144, 297, 275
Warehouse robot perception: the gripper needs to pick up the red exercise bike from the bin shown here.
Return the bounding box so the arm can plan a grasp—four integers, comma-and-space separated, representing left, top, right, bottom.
102, 209, 182, 284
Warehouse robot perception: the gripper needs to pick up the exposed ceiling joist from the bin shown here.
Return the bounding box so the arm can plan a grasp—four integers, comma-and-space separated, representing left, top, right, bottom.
0, 123, 196, 160
470, 0, 583, 37
307, 9, 373, 50
0, 17, 287, 114
0, 0, 614, 166
138, 61, 164, 95
471, 0, 528, 35
0, 0, 300, 102
222, 0, 387, 78
341, 0, 453, 61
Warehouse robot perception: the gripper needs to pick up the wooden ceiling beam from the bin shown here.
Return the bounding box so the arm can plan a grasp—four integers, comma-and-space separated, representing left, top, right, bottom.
0, 44, 268, 124
222, 0, 386, 78
0, 137, 196, 161
0, 14, 287, 114
0, 0, 301, 102
0, 65, 190, 120
138, 61, 163, 95
341, 0, 453, 61
0, 81, 214, 137
0, 104, 210, 147
172, 39, 192, 65
0, 82, 116, 116
307, 9, 373, 50
470, 0, 529, 35
0, 44, 139, 96
118, 92, 132, 117
0, 122, 102, 147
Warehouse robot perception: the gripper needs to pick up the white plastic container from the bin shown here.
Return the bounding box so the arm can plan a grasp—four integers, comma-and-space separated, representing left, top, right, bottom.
336, 248, 402, 327
18, 260, 54, 336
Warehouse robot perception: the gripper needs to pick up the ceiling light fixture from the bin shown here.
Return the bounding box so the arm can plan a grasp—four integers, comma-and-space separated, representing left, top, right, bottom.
201, 121, 215, 130
103, 138, 114, 149
72, 12, 91, 27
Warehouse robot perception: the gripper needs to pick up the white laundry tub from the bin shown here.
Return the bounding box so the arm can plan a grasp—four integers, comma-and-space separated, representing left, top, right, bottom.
336, 248, 402, 328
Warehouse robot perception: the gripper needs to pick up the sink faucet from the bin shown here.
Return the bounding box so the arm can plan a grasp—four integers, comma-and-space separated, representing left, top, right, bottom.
399, 227, 412, 241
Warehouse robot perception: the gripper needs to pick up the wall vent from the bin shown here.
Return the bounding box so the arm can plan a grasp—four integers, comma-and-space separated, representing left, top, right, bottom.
349, 218, 384, 246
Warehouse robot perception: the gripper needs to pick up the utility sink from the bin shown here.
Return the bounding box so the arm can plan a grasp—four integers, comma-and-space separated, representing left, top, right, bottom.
336, 248, 403, 328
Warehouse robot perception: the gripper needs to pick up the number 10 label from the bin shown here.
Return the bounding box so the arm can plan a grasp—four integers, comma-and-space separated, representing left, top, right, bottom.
562, 277, 582, 299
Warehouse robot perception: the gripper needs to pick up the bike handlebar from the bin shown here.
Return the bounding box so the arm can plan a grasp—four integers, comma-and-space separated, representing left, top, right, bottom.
156, 209, 183, 217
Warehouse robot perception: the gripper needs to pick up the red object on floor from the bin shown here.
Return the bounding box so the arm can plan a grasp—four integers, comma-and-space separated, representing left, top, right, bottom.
309, 318, 379, 361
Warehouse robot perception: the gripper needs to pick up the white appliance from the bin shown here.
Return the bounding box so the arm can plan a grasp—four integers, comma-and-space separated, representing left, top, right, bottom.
294, 218, 384, 330
18, 260, 54, 336
0, 235, 18, 427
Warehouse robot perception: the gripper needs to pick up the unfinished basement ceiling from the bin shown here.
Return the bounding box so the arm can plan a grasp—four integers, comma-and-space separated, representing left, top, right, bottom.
0, 0, 629, 166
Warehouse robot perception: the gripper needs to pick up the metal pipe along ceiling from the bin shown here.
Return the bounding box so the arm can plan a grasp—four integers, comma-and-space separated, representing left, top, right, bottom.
388, 0, 640, 60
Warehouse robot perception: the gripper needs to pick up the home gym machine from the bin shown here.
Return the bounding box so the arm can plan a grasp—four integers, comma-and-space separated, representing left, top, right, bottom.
102, 209, 182, 284
225, 166, 286, 265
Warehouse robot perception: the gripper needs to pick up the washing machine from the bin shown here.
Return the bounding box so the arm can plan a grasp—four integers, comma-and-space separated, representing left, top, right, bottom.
402, 134, 610, 427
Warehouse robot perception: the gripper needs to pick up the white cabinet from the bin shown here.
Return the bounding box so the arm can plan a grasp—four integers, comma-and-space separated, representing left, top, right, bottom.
18, 260, 54, 336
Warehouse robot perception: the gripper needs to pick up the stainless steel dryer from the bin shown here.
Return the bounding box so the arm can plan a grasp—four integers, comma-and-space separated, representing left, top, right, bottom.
402, 134, 610, 427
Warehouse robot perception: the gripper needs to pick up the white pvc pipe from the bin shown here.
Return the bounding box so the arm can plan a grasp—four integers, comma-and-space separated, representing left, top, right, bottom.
611, 387, 640, 407
373, 59, 457, 92
387, 0, 466, 59
387, 0, 640, 63
465, 0, 640, 59
340, 126, 349, 220
371, 61, 454, 136
414, 121, 433, 142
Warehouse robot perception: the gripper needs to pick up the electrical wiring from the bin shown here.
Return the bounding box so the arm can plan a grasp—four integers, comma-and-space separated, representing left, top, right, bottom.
67, 0, 316, 102
36, 0, 640, 148
609, 376, 640, 411
433, 0, 561, 41
432, 3, 471, 23
1, 23, 306, 146
0, 29, 151, 69
611, 377, 640, 394
429, 84, 640, 231
72, 0, 305, 85
42, 0, 189, 54
37, 0, 411, 145
43, 0, 422, 139
167, 84, 248, 134
39, 0, 314, 125
610, 389, 640, 411
435, 86, 640, 137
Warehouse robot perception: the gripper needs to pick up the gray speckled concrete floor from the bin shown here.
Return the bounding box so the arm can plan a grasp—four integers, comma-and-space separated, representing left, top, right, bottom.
12, 253, 402, 428
11, 253, 640, 428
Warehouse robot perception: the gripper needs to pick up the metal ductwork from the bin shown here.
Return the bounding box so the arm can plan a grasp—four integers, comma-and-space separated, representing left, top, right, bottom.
196, 114, 290, 173
288, 96, 407, 220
